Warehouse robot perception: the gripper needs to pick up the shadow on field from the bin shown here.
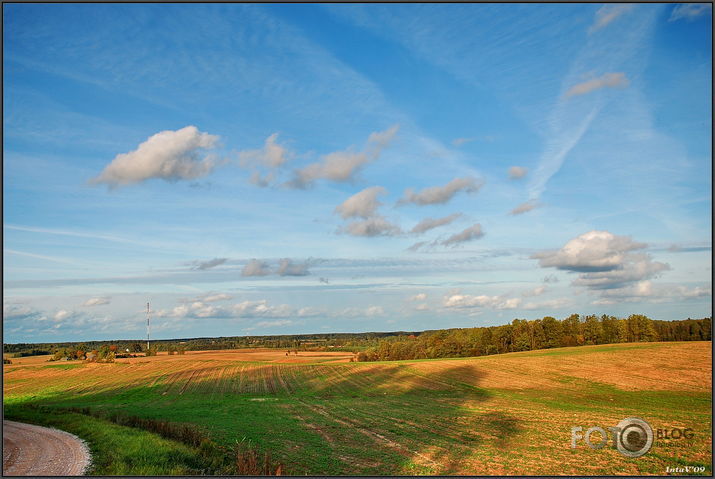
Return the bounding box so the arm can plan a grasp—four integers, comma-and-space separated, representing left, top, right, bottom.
4, 360, 522, 475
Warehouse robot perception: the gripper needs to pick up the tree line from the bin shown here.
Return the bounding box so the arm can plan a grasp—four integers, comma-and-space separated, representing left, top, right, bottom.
355, 315, 711, 362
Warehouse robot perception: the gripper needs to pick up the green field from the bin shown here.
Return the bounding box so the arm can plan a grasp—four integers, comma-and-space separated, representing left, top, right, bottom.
4, 342, 712, 475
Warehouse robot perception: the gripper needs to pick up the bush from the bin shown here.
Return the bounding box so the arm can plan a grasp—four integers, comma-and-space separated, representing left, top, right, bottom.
3, 358, 12, 365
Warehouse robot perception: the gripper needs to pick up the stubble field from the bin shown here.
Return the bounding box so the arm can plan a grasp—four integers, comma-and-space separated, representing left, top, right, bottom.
3, 342, 712, 475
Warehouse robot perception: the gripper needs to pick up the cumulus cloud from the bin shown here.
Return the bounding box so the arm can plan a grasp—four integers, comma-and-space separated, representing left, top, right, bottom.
90, 126, 220, 188
669, 3, 712, 22
410, 293, 427, 301
339, 216, 402, 237
564, 72, 629, 98
414, 303, 429, 311
288, 125, 398, 188
277, 258, 310, 276
523, 298, 572, 310
239, 133, 289, 169
543, 274, 559, 283
191, 258, 227, 270
533, 230, 670, 291
442, 223, 485, 247
410, 213, 462, 234
589, 4, 634, 33
335, 186, 387, 219
156, 299, 295, 320
508, 166, 528, 179
82, 297, 110, 307
242, 259, 271, 277
399, 177, 483, 206
444, 293, 522, 310
509, 200, 540, 216
677, 284, 712, 299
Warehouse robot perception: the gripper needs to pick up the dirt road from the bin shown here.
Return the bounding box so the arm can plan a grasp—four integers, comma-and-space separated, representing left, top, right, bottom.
3, 420, 91, 476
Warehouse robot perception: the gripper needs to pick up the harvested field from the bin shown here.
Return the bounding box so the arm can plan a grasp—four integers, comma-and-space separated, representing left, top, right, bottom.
3, 342, 712, 475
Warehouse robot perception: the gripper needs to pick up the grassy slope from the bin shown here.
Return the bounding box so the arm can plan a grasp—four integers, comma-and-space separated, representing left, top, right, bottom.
4, 342, 712, 476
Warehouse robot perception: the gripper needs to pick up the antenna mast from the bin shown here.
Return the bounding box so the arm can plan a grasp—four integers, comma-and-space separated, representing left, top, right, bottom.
146, 302, 150, 352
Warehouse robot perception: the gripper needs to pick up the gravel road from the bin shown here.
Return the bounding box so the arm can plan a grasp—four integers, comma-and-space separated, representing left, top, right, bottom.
3, 420, 91, 476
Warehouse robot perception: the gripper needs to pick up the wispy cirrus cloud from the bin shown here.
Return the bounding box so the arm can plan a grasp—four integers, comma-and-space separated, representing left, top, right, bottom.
90, 126, 221, 188
564, 72, 629, 99
588, 4, 634, 33
669, 3, 712, 22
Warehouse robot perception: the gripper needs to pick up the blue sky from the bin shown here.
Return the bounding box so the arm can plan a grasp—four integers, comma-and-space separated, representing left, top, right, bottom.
3, 3, 712, 343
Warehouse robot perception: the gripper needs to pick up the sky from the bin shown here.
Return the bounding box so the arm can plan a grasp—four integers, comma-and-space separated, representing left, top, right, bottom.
3, 3, 712, 343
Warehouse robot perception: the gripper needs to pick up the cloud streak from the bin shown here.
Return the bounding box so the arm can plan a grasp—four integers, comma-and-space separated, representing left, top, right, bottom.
564, 72, 629, 98
399, 177, 482, 206
410, 213, 462, 234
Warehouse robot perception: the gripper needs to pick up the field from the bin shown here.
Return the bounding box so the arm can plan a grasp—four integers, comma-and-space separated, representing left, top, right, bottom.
3, 342, 712, 475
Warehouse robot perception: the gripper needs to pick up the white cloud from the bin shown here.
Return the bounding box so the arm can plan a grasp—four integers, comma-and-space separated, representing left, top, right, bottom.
340, 306, 385, 318
201, 293, 233, 302
82, 297, 110, 307
90, 126, 220, 187
509, 200, 540, 216
410, 293, 427, 301
54, 309, 71, 321
365, 306, 384, 317
522, 286, 546, 297
414, 303, 429, 311
232, 300, 293, 318
399, 177, 483, 205
289, 125, 398, 188
589, 4, 634, 33
564, 72, 629, 98
410, 213, 462, 234
335, 186, 387, 219
242, 259, 271, 277
669, 3, 712, 22
239, 133, 289, 169
533, 230, 670, 291
340, 216, 402, 237
444, 294, 522, 310
677, 284, 712, 298
255, 319, 293, 328
508, 166, 528, 179
442, 223, 484, 247
277, 258, 310, 276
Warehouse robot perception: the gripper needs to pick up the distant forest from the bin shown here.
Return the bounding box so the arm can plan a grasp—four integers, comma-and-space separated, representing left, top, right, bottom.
354, 314, 711, 361
3, 314, 711, 362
